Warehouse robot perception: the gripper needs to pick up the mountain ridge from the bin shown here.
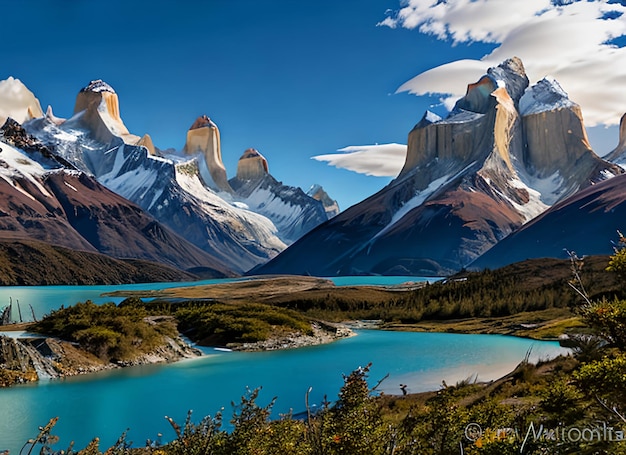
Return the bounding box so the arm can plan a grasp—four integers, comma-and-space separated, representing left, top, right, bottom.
21, 81, 333, 272
253, 57, 623, 277
0, 121, 235, 277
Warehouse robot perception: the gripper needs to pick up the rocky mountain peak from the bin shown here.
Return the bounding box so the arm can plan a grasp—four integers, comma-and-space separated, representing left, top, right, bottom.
307, 184, 340, 218
182, 115, 233, 193
236, 148, 269, 181
79, 79, 115, 94
137, 134, 156, 155
519, 76, 574, 116
518, 78, 621, 199
44, 105, 65, 126
453, 57, 529, 115
254, 56, 622, 277
189, 114, 217, 130
486, 56, 528, 104
399, 58, 531, 181
74, 79, 121, 120
73, 79, 138, 145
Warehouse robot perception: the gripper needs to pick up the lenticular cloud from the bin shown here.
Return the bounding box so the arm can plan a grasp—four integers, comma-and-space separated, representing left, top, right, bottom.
312, 143, 407, 177
381, 0, 626, 126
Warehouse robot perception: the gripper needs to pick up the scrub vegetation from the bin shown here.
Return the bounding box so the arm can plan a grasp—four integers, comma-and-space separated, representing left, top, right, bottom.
20, 244, 626, 454
31, 299, 314, 359
31, 301, 178, 362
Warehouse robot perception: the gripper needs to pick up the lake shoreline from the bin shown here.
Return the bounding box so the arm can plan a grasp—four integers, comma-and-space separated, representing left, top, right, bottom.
0, 319, 357, 387
227, 320, 356, 351
0, 329, 203, 387
0, 306, 576, 388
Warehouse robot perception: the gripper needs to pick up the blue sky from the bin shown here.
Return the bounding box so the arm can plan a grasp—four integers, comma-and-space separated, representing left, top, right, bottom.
2, 1, 625, 210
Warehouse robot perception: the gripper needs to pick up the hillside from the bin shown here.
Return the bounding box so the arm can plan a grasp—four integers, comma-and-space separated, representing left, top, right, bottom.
0, 240, 203, 285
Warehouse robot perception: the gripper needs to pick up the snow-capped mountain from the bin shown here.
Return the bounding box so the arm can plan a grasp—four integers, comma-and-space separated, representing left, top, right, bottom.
471, 110, 626, 270
253, 57, 623, 277
0, 119, 233, 277
470, 173, 626, 270
20, 80, 333, 273
229, 148, 329, 244
307, 184, 340, 218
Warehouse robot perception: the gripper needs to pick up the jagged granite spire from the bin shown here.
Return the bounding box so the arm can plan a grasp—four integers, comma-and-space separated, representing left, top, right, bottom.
236, 148, 269, 180
73, 79, 139, 145
182, 115, 233, 193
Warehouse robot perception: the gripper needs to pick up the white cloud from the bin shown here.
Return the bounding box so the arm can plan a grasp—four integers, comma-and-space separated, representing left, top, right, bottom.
312, 143, 407, 177
383, 0, 626, 126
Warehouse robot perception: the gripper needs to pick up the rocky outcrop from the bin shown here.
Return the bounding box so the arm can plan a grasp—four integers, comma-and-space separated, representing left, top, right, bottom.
236, 148, 269, 181
232, 321, 354, 351
182, 115, 233, 193
308, 184, 340, 218
399, 57, 528, 181
1, 118, 77, 169
137, 133, 157, 155
0, 77, 44, 125
254, 57, 622, 277
230, 148, 333, 242
0, 331, 202, 387
73, 80, 140, 145
0, 335, 45, 385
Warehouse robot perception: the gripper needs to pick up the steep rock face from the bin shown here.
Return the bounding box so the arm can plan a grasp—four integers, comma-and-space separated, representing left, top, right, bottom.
254, 57, 621, 276
170, 159, 286, 271
236, 148, 269, 180
307, 184, 340, 218
73, 80, 140, 146
0, 336, 52, 384
471, 173, 626, 270
182, 115, 233, 193
519, 77, 621, 203
0, 77, 44, 125
138, 133, 157, 155
230, 149, 329, 244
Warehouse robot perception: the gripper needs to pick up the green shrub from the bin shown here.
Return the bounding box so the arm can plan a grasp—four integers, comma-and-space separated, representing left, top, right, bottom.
31, 300, 169, 362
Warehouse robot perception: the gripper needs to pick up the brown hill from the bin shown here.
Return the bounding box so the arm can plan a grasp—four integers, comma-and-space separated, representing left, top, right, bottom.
0, 240, 200, 285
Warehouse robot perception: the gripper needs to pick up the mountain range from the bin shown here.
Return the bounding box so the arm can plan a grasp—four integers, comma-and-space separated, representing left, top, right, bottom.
0, 77, 336, 281
254, 57, 625, 276
1, 55, 626, 282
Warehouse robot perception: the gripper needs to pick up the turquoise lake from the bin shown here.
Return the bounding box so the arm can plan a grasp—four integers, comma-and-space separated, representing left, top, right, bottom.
0, 276, 432, 323
0, 278, 568, 453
